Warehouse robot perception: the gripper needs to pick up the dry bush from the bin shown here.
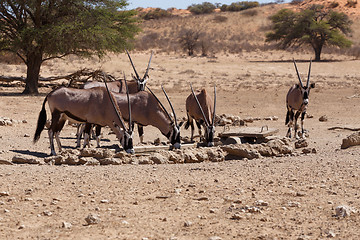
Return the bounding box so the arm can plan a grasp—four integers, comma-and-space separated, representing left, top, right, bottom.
290, 0, 304, 5
329, 1, 339, 8
347, 45, 360, 59
345, 0, 358, 8
241, 9, 258, 17
213, 15, 228, 23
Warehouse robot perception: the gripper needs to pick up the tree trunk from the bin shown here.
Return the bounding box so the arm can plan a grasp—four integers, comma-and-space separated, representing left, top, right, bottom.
23, 52, 42, 95
314, 45, 322, 61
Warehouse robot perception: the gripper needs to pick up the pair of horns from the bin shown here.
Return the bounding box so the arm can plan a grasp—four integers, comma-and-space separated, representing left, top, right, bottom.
190, 84, 216, 128
147, 86, 178, 127
293, 58, 312, 88
126, 49, 153, 82
103, 72, 132, 134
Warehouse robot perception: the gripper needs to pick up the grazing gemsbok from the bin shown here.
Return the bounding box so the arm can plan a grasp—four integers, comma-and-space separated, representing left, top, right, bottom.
77, 51, 153, 145
285, 59, 315, 139
185, 84, 216, 147
33, 75, 134, 155
84, 85, 182, 149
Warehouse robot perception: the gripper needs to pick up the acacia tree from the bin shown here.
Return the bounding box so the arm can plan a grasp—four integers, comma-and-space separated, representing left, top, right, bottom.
265, 5, 352, 61
0, 0, 139, 94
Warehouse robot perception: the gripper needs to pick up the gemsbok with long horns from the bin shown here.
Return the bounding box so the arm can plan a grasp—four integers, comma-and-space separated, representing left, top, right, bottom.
81, 85, 182, 150
77, 50, 153, 146
285, 59, 315, 139
185, 84, 216, 147
33, 74, 134, 155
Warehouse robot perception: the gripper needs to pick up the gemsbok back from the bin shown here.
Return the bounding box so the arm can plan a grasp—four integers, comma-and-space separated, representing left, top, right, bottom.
33, 76, 134, 155
285, 59, 315, 139
185, 84, 216, 147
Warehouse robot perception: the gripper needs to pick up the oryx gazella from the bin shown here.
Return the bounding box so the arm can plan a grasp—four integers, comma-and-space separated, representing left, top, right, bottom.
185, 84, 216, 147
33, 78, 134, 155
83, 85, 182, 149
77, 51, 153, 146
285, 59, 315, 139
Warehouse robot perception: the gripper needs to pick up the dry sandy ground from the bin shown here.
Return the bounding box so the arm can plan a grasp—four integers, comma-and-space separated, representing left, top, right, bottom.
1, 52, 360, 239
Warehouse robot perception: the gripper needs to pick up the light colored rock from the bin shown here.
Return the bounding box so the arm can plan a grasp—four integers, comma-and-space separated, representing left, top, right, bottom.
12, 155, 41, 164
150, 153, 168, 164
62, 221, 72, 229
335, 205, 357, 218
0, 191, 10, 196
295, 139, 308, 149
0, 159, 12, 165
85, 213, 101, 225
98, 157, 122, 165
341, 132, 360, 149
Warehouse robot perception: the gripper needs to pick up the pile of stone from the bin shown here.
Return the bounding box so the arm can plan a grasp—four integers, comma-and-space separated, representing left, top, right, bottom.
214, 114, 278, 127
221, 138, 315, 159
0, 117, 27, 126
8, 147, 226, 166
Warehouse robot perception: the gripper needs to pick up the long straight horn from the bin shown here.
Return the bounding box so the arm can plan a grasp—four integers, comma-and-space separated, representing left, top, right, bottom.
125, 49, 140, 80
306, 58, 312, 88
190, 84, 210, 127
161, 85, 177, 126
124, 73, 132, 133
211, 85, 216, 126
146, 86, 173, 124
103, 72, 127, 131
293, 58, 304, 88
143, 51, 153, 80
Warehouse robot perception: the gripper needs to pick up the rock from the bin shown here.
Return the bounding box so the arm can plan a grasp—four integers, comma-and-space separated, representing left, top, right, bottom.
0, 191, 10, 196
341, 132, 360, 149
79, 157, 100, 166
44, 155, 64, 165
295, 139, 308, 149
184, 150, 199, 163
207, 148, 225, 162
288, 201, 301, 207
231, 213, 243, 220
43, 210, 53, 216
319, 115, 328, 122
62, 221, 72, 229
302, 148, 312, 154
209, 237, 222, 240
222, 144, 261, 159
12, 155, 41, 164
98, 158, 122, 165
85, 213, 101, 225
335, 205, 356, 218
150, 153, 168, 164
168, 151, 183, 164
184, 220, 193, 227
0, 159, 13, 165
223, 136, 242, 145
255, 200, 269, 206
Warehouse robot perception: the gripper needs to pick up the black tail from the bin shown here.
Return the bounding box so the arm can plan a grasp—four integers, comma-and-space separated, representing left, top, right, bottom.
285, 110, 290, 125
33, 96, 48, 143
184, 113, 191, 130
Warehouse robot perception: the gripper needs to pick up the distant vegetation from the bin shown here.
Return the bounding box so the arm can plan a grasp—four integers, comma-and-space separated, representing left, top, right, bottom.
137, 8, 173, 20
220, 1, 260, 12
188, 2, 217, 14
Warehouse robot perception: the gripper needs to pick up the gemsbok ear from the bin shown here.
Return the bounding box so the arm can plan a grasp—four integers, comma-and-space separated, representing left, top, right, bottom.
295, 84, 300, 89
310, 83, 315, 88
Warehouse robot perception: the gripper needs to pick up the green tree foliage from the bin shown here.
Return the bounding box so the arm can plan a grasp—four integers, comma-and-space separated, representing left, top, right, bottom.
220, 1, 259, 12
265, 5, 352, 61
188, 2, 216, 15
138, 8, 172, 20
0, 0, 140, 94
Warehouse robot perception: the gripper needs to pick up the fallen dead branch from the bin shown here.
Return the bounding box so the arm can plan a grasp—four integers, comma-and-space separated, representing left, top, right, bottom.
328, 126, 360, 131
0, 68, 118, 87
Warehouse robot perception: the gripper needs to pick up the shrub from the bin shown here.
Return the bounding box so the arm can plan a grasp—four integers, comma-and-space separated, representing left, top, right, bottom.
213, 15, 228, 23
139, 8, 172, 20
345, 0, 358, 8
178, 28, 201, 56
329, 1, 339, 8
220, 1, 259, 12
188, 2, 216, 15
241, 9, 258, 17
290, 0, 304, 5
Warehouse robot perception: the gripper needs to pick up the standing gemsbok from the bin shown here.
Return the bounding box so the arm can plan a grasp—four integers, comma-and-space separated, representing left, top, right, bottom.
33, 74, 134, 155
77, 50, 153, 146
185, 84, 216, 147
286, 59, 315, 139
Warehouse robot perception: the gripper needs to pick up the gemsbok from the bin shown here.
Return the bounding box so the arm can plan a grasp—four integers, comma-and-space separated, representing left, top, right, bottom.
82, 85, 182, 150
185, 84, 216, 147
285, 59, 315, 139
77, 50, 153, 146
33, 75, 134, 155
